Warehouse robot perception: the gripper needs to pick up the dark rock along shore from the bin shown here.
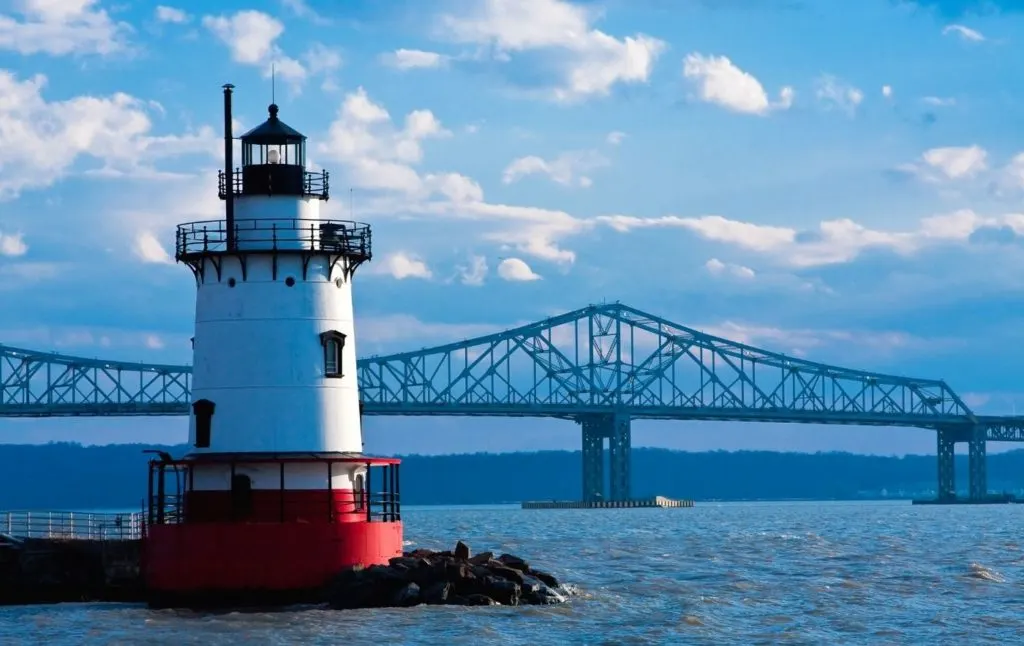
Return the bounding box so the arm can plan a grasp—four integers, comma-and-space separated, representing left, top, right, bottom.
328, 541, 574, 609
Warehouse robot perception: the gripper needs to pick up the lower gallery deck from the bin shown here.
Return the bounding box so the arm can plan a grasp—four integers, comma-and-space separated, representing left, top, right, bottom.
144, 454, 402, 600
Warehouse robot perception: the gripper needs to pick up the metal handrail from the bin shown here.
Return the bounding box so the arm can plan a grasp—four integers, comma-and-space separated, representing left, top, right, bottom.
217, 168, 329, 199
0, 510, 143, 541
174, 218, 372, 260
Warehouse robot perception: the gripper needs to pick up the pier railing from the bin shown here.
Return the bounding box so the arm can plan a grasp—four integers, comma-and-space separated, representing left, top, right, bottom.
1, 511, 144, 541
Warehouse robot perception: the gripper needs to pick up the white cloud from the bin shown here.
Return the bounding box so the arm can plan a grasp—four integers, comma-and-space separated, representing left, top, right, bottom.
597, 208, 1017, 268
133, 231, 173, 264
921, 145, 988, 179
606, 131, 626, 145
370, 252, 433, 280
1004, 153, 1024, 190
280, 0, 331, 25
381, 48, 449, 70
815, 75, 863, 116
202, 10, 307, 88
145, 334, 165, 350
0, 231, 27, 256
705, 257, 755, 279
155, 5, 189, 24
502, 150, 608, 187
437, 0, 665, 102
457, 255, 488, 286
0, 0, 132, 56
696, 321, 930, 361
318, 87, 591, 265
922, 96, 955, 107
0, 69, 218, 200
497, 257, 541, 281
882, 85, 893, 98
943, 24, 985, 42
319, 87, 476, 200
682, 53, 793, 115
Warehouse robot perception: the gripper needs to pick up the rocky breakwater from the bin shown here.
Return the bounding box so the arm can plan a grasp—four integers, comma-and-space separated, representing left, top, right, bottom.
327, 541, 573, 609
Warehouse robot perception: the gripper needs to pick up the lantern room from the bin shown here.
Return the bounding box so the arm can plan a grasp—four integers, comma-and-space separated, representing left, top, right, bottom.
241, 103, 305, 167
219, 103, 329, 201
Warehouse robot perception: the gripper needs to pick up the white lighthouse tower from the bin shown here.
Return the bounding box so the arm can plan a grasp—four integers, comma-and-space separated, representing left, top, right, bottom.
143, 85, 403, 607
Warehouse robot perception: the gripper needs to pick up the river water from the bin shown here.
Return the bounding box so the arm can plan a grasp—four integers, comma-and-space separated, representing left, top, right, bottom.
1, 501, 1022, 644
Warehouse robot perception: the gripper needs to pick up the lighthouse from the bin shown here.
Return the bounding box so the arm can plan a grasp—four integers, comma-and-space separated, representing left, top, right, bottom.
143, 85, 403, 607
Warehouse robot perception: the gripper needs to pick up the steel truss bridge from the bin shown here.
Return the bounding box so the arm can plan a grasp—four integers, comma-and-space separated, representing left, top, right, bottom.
2, 303, 1022, 503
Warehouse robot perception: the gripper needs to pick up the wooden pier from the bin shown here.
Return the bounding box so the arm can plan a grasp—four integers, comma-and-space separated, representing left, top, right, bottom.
521, 495, 694, 510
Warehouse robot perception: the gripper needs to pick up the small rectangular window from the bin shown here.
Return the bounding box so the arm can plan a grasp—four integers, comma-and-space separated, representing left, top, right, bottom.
192, 399, 215, 448
320, 331, 346, 379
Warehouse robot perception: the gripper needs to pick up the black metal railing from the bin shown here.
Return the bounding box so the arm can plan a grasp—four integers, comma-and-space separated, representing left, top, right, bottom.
147, 458, 401, 526
175, 218, 372, 262
217, 167, 329, 200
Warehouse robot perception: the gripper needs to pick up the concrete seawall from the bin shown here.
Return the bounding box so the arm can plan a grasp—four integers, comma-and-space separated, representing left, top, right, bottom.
521, 496, 695, 509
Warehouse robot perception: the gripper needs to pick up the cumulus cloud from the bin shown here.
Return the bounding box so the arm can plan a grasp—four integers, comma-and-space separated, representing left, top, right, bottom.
606, 131, 626, 145
317, 87, 589, 265
497, 257, 541, 281
683, 53, 793, 115
436, 0, 665, 102
0, 69, 218, 200
381, 49, 449, 70
502, 150, 608, 188
0, 0, 132, 56
133, 232, 173, 264
921, 145, 988, 179
0, 231, 27, 257
705, 258, 755, 279
202, 10, 337, 90
370, 252, 433, 280
155, 5, 189, 24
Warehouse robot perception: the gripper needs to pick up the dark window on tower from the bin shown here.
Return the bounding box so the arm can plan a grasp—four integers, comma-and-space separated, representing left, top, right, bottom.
192, 399, 215, 448
319, 331, 346, 378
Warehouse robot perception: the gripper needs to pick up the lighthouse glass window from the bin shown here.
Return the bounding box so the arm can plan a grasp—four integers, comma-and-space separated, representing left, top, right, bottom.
242, 141, 305, 166
320, 331, 346, 378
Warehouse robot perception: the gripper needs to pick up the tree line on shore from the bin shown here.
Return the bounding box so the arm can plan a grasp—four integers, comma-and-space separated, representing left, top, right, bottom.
1, 442, 1022, 508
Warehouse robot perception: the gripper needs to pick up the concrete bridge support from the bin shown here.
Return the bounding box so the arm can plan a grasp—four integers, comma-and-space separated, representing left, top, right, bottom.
577, 413, 632, 502
936, 424, 988, 502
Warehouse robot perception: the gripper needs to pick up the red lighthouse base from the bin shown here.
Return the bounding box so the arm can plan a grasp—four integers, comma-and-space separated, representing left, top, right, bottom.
143, 454, 403, 608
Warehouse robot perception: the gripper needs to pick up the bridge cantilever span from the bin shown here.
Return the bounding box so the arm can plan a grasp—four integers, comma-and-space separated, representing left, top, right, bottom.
0, 345, 191, 417
2, 302, 1023, 504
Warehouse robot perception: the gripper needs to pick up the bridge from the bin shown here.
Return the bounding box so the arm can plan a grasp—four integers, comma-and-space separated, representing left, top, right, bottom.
2, 303, 1022, 504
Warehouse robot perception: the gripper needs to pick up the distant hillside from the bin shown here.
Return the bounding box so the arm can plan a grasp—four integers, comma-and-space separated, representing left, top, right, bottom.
1, 443, 1023, 509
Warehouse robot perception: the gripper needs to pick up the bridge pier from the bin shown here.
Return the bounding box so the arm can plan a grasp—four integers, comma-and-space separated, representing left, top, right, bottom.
577, 413, 632, 502
969, 425, 987, 501
937, 427, 956, 502
933, 425, 988, 503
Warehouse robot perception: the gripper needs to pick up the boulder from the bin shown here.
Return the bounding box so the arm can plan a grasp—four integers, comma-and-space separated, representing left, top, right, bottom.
324, 542, 573, 611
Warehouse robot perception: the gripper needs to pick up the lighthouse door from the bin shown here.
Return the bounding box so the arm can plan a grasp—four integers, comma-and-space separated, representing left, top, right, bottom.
230, 473, 253, 519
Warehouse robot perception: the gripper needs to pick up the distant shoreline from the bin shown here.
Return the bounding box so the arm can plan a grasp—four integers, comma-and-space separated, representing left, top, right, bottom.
2, 443, 1022, 509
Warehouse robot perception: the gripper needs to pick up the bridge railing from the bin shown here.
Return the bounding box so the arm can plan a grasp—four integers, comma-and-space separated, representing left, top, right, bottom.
0, 511, 143, 541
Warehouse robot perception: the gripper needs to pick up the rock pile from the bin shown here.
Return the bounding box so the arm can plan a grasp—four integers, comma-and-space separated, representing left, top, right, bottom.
327, 541, 572, 609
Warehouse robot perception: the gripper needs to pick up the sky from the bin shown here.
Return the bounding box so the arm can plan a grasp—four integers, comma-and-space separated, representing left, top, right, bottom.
2, 0, 1024, 455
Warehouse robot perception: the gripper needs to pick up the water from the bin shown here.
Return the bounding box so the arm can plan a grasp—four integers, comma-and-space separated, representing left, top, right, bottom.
3, 501, 1023, 644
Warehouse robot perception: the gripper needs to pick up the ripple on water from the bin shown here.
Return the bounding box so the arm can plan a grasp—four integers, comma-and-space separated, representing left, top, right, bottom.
6, 501, 1024, 644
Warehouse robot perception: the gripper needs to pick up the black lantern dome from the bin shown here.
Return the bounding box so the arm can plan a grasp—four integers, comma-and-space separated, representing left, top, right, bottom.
219, 103, 329, 201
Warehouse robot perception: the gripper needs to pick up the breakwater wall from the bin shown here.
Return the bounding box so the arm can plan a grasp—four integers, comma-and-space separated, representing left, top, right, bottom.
0, 535, 143, 605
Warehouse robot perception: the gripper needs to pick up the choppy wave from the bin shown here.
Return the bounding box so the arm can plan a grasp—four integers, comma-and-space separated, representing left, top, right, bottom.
3, 501, 1024, 644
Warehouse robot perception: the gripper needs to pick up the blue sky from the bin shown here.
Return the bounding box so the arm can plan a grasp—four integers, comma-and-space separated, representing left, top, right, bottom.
2, 0, 1024, 455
